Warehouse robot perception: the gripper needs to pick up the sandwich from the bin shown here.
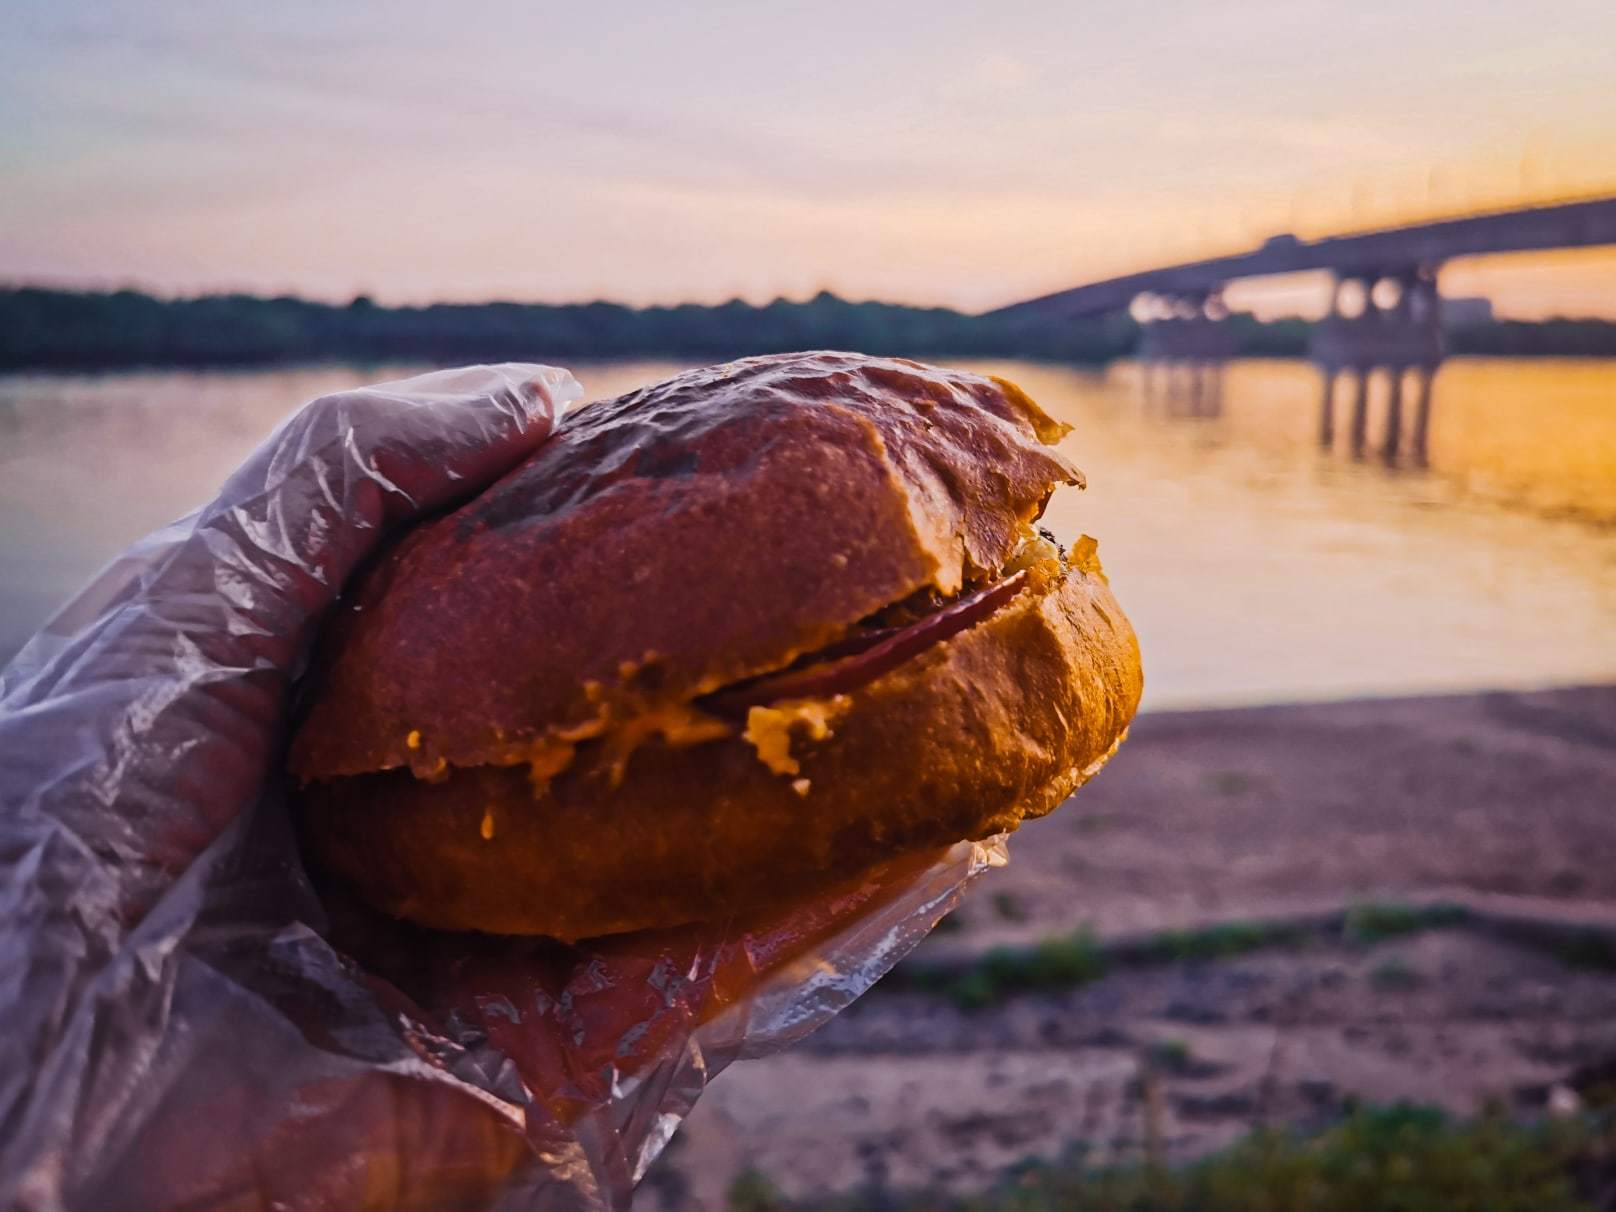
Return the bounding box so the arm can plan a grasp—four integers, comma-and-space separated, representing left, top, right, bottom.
289, 352, 1142, 940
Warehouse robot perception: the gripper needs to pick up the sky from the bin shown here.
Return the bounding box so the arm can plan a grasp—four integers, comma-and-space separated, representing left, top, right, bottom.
4, 0, 1616, 317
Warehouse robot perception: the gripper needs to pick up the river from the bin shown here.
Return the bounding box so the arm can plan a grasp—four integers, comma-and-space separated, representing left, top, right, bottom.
2, 357, 1613, 708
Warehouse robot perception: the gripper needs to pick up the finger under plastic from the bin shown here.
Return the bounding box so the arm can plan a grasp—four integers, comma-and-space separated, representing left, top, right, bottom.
0, 366, 578, 1207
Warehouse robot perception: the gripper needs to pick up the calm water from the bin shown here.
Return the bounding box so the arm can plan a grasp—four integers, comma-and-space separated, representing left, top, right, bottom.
2, 358, 1613, 709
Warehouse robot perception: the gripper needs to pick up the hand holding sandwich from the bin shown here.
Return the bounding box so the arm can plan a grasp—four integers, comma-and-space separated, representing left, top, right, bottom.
0, 356, 1140, 1210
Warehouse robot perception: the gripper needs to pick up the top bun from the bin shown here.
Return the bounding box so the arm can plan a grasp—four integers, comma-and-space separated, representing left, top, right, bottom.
289, 353, 1084, 785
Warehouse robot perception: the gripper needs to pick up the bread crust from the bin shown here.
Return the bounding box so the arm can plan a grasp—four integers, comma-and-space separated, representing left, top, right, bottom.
298, 561, 1142, 940
290, 353, 1082, 782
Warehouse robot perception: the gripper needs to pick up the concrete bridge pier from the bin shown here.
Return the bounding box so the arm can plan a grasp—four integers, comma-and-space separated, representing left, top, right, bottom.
1312, 264, 1444, 369
1314, 263, 1443, 467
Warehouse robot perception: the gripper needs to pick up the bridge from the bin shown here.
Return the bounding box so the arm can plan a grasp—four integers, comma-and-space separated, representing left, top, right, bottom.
987, 195, 1616, 465
987, 194, 1616, 367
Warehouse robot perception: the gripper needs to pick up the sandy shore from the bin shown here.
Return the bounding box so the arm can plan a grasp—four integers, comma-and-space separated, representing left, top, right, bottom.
644, 684, 1616, 1209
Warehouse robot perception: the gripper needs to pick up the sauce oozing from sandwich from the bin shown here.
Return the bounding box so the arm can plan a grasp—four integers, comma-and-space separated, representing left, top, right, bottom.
522, 529, 1071, 788
701, 568, 1031, 717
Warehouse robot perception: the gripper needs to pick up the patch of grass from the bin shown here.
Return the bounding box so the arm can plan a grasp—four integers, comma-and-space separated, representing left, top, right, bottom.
1142, 903, 1466, 962
1343, 901, 1468, 945
727, 1167, 786, 1212
891, 901, 1481, 1011
744, 1105, 1610, 1211
898, 928, 1109, 1009
1137, 918, 1310, 963
963, 931, 1109, 1006
941, 968, 1000, 1011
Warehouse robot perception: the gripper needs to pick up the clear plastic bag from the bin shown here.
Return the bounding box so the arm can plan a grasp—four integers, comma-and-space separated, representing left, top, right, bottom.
0, 364, 1002, 1210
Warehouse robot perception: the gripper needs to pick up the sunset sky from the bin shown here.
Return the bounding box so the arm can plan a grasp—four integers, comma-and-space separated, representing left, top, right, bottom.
4, 0, 1616, 317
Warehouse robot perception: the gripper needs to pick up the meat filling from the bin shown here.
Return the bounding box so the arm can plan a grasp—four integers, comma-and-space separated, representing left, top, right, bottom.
701, 528, 1067, 717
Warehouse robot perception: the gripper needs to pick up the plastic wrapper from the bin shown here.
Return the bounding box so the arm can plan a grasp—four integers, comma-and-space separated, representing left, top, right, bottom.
0, 364, 1006, 1210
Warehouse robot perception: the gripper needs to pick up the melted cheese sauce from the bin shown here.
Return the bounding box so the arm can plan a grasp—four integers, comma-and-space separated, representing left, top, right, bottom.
742, 695, 851, 777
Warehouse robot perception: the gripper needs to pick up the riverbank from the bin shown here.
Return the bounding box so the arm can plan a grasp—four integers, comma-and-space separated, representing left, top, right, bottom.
644, 684, 1616, 1209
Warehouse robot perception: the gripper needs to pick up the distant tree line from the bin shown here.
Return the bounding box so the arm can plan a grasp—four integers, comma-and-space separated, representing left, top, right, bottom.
0, 287, 1137, 369
2, 286, 1614, 370
1447, 318, 1616, 357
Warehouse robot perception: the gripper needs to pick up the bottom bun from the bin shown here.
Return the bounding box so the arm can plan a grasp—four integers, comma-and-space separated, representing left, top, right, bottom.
298, 564, 1142, 940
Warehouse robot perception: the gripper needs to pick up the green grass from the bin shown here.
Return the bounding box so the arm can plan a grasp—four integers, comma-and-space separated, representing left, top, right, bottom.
728, 1168, 788, 1212
889, 901, 1483, 1010
728, 1105, 1612, 1212
1135, 918, 1311, 963
1342, 901, 1468, 944
895, 917, 1310, 1011
906, 928, 1109, 1010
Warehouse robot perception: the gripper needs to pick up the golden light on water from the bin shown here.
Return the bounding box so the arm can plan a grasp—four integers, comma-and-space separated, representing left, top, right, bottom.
1427, 360, 1616, 522
1145, 359, 1616, 525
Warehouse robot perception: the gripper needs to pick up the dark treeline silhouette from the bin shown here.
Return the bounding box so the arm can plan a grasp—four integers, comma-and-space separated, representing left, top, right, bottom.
1447, 318, 1616, 357
4, 286, 1615, 371
0, 287, 1138, 369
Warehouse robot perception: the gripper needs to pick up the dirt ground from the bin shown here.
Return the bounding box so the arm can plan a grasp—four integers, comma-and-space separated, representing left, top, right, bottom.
641, 684, 1616, 1209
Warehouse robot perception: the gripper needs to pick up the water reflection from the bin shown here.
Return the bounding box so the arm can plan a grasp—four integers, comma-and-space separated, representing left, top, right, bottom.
1318, 365, 1437, 467
1141, 361, 1223, 419
1, 358, 1614, 705
1133, 357, 1616, 520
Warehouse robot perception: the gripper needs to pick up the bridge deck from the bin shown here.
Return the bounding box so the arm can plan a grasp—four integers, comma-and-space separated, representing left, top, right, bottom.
986, 196, 1616, 321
